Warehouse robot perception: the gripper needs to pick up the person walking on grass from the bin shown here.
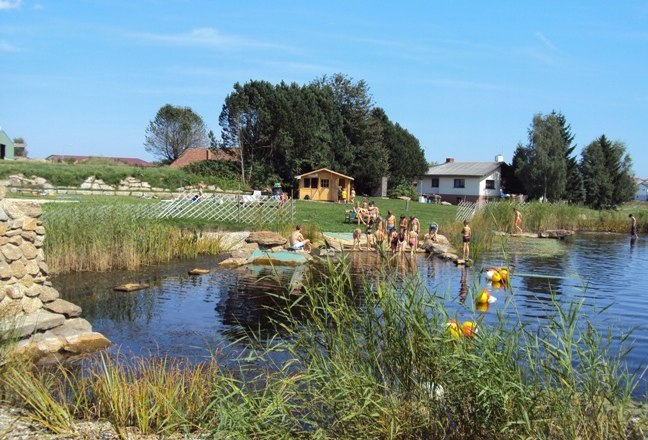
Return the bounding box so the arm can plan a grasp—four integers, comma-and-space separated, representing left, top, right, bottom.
461, 220, 471, 260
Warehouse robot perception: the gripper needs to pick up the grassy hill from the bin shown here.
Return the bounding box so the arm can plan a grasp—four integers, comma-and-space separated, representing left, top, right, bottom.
0, 159, 244, 191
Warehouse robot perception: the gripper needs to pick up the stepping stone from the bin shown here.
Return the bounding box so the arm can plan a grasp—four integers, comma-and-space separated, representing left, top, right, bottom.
113, 283, 149, 292
188, 268, 210, 275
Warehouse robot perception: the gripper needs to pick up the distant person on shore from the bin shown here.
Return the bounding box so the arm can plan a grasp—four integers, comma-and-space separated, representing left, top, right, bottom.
389, 230, 399, 254
630, 214, 638, 239
365, 220, 376, 251
399, 215, 408, 234
342, 187, 347, 204
409, 215, 420, 235
386, 211, 396, 234
375, 225, 385, 252
514, 208, 523, 234
350, 187, 356, 204
337, 187, 343, 204
408, 228, 418, 254
397, 231, 407, 254
290, 225, 312, 252
461, 220, 471, 260
353, 228, 362, 250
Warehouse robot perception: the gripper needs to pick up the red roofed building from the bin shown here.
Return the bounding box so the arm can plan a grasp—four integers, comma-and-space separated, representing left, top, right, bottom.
169, 148, 237, 168
47, 155, 155, 167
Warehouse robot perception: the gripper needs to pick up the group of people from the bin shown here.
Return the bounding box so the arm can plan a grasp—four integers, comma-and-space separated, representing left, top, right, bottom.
353, 209, 424, 255
337, 186, 356, 204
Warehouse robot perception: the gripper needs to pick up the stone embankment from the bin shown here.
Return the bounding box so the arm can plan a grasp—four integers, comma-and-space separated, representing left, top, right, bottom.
0, 187, 110, 363
2, 174, 225, 199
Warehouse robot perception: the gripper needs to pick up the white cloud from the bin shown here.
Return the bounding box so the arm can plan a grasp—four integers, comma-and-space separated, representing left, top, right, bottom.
130, 27, 285, 51
0, 0, 21, 10
0, 40, 20, 52
535, 32, 556, 50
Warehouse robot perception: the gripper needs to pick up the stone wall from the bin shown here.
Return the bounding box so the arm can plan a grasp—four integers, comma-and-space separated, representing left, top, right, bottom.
0, 187, 110, 362
3, 174, 225, 199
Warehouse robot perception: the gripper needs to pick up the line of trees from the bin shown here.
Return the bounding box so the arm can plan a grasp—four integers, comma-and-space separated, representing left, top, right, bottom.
509, 111, 635, 209
144, 75, 428, 195
217, 74, 428, 195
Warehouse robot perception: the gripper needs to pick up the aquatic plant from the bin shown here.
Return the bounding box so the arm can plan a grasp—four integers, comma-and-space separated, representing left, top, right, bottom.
0, 258, 644, 438
41, 204, 224, 274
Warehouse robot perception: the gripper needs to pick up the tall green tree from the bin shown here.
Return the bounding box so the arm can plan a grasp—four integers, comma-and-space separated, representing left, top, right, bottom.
580, 135, 635, 209
315, 74, 388, 193
513, 113, 569, 201
372, 107, 427, 191
580, 136, 613, 209
144, 104, 208, 162
554, 112, 584, 203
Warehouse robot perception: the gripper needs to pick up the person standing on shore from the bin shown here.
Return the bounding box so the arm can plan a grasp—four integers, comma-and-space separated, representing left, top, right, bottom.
386, 211, 396, 234
461, 220, 471, 260
630, 214, 638, 239
514, 208, 523, 234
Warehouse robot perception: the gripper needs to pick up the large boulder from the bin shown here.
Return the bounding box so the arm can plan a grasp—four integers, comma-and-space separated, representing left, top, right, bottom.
245, 231, 287, 247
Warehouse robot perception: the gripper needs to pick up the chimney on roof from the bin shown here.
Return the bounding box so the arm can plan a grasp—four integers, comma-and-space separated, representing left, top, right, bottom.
495, 154, 504, 163
445, 158, 455, 163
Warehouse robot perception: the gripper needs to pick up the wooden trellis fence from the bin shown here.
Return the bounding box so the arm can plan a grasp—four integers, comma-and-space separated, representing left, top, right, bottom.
40, 191, 296, 225
145, 191, 295, 224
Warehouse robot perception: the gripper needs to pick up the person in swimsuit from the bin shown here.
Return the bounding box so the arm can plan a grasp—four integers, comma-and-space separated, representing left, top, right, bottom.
389, 230, 399, 254
461, 220, 471, 260
290, 225, 312, 252
353, 228, 362, 250
399, 215, 408, 234
630, 214, 638, 239
386, 211, 396, 234
408, 229, 418, 254
514, 208, 523, 234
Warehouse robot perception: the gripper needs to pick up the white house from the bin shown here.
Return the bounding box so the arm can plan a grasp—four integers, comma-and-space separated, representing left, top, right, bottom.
635, 178, 648, 201
418, 156, 504, 204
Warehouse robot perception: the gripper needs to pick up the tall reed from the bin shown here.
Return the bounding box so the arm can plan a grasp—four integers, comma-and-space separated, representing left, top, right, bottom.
42, 205, 224, 274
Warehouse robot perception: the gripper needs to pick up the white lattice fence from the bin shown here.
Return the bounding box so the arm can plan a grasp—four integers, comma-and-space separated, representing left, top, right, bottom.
41, 192, 296, 225
146, 193, 295, 224
455, 200, 477, 222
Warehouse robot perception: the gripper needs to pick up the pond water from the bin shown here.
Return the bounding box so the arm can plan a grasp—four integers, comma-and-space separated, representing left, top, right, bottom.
52, 233, 648, 395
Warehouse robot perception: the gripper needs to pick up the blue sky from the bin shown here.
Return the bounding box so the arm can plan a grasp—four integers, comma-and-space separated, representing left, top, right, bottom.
1, 1, 647, 175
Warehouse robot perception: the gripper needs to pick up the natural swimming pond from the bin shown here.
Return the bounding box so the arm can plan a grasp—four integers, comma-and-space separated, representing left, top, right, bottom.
53, 233, 648, 395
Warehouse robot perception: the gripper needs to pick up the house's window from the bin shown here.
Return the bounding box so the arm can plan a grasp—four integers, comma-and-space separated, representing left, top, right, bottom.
303, 178, 318, 188
430, 177, 439, 188
321, 179, 330, 188
454, 179, 465, 188
485, 179, 495, 189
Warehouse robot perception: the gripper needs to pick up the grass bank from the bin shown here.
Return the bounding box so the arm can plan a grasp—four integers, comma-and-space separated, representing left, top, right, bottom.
0, 258, 644, 438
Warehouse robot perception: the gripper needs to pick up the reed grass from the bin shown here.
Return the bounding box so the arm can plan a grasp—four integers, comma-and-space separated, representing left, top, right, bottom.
0, 258, 644, 438
42, 204, 224, 274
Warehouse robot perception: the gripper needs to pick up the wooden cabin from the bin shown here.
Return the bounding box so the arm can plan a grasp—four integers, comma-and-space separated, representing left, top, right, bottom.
295, 168, 354, 202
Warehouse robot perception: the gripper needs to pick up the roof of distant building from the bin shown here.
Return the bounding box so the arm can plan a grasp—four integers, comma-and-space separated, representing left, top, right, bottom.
47, 154, 155, 167
169, 148, 237, 168
425, 161, 501, 177
295, 167, 354, 180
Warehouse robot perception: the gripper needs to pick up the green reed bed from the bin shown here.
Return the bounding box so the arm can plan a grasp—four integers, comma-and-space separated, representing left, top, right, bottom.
1, 257, 644, 438
42, 203, 224, 274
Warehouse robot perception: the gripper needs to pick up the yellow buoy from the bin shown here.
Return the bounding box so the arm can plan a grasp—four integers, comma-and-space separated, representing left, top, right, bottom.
476, 289, 490, 304
462, 321, 477, 338
476, 302, 489, 313
446, 320, 462, 338
491, 271, 501, 283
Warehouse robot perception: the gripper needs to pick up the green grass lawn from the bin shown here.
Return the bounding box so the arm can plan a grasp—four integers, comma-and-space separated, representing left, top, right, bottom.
295, 198, 458, 232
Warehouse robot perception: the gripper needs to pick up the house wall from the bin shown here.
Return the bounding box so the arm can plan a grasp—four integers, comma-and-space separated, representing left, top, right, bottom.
635, 183, 648, 201
0, 129, 16, 160
419, 170, 501, 204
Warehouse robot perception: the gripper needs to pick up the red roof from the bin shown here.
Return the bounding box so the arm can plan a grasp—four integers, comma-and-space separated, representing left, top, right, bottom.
169, 148, 237, 168
47, 155, 155, 167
